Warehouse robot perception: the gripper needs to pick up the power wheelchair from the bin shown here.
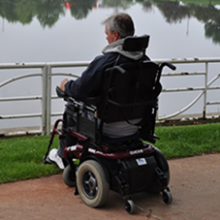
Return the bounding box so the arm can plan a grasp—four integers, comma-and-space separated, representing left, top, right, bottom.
43, 35, 176, 214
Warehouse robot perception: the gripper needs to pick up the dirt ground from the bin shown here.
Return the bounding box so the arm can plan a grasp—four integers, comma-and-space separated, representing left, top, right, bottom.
0, 153, 220, 220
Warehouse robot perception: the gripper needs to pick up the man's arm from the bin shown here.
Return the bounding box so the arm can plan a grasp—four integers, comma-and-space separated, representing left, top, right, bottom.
58, 53, 117, 100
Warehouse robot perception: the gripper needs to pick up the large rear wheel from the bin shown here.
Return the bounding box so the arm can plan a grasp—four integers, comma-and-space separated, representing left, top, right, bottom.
77, 160, 109, 208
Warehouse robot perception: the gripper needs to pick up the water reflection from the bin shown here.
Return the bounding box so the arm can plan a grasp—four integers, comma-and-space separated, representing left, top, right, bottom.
154, 1, 220, 44
0, 0, 220, 43
67, 0, 97, 20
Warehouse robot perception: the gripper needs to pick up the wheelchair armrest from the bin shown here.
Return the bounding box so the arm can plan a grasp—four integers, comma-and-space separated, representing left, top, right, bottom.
56, 86, 69, 101
56, 85, 102, 107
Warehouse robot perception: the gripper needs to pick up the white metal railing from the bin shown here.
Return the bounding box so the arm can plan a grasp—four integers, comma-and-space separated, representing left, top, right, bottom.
0, 58, 220, 135
156, 57, 220, 120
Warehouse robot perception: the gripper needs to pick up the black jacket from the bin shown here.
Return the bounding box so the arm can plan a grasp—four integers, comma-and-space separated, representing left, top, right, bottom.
64, 38, 149, 100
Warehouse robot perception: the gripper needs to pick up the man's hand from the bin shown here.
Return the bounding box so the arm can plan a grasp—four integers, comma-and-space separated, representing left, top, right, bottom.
59, 78, 68, 91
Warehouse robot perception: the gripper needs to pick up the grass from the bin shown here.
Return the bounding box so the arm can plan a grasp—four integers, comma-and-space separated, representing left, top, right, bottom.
0, 122, 220, 184
154, 123, 220, 158
0, 135, 61, 184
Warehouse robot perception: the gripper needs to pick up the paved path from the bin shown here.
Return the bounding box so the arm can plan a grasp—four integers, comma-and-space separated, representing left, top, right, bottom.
0, 154, 220, 220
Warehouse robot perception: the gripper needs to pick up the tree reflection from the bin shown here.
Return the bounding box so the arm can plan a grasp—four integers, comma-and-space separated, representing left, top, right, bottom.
68, 0, 96, 20
155, 1, 191, 23
36, 0, 65, 28
0, 0, 36, 24
205, 18, 220, 44
11, 0, 37, 24
153, 1, 220, 44
0, 0, 220, 43
190, 4, 220, 44
102, 0, 132, 10
142, 1, 153, 13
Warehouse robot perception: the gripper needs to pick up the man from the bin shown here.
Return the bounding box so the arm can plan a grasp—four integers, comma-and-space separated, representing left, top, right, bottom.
47, 13, 149, 168
59, 13, 136, 99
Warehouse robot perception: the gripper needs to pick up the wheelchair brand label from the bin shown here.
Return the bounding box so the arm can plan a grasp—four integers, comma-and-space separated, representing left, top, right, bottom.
136, 158, 147, 166
66, 145, 77, 151
129, 149, 143, 155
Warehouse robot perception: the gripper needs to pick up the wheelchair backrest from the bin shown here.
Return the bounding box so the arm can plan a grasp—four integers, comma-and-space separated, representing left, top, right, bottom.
98, 60, 161, 124
82, 35, 165, 143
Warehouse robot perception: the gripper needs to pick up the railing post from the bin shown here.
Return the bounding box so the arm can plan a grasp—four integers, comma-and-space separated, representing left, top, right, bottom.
203, 62, 208, 118
41, 65, 47, 135
46, 65, 52, 135
41, 65, 51, 135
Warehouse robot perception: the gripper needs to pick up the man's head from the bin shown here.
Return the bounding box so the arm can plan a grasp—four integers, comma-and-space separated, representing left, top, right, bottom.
103, 13, 135, 44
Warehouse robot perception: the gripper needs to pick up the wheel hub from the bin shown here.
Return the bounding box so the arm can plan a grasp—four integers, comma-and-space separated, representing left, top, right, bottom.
83, 171, 98, 199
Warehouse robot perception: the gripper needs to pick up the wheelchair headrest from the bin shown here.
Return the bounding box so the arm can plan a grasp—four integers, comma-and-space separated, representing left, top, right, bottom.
122, 35, 150, 52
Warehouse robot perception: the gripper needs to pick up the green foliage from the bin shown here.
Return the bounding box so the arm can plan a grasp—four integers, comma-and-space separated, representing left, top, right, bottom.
154, 123, 220, 158
0, 135, 61, 184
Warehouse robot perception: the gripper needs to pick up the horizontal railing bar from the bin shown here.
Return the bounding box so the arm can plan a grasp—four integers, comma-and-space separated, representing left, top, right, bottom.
155, 57, 220, 63
52, 73, 80, 78
0, 113, 41, 119
0, 96, 42, 102
48, 61, 90, 68
0, 63, 46, 69
162, 72, 205, 76
0, 61, 90, 69
207, 101, 220, 105
163, 86, 220, 92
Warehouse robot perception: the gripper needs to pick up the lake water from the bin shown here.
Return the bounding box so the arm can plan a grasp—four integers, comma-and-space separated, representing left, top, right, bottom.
0, 0, 220, 129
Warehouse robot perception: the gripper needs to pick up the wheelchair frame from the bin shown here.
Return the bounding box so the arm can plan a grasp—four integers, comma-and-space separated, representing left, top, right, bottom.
43, 35, 176, 213
44, 94, 172, 214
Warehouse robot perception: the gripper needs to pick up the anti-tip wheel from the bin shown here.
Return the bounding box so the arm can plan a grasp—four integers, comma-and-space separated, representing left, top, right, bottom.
162, 190, 172, 204
125, 200, 135, 214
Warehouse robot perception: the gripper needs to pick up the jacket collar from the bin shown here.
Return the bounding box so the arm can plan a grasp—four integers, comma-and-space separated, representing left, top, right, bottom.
102, 38, 144, 61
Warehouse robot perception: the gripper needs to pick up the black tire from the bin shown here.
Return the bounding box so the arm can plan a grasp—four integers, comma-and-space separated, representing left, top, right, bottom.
125, 200, 135, 214
77, 160, 109, 208
63, 164, 76, 187
162, 190, 172, 204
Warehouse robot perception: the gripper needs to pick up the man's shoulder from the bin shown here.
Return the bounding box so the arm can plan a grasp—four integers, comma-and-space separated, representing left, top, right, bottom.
91, 53, 118, 66
94, 52, 118, 61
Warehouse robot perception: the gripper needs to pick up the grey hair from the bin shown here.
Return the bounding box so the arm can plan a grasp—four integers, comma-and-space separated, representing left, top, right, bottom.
103, 13, 135, 38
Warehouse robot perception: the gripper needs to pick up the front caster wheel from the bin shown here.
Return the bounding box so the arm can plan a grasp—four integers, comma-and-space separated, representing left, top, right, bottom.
162, 190, 172, 204
125, 200, 135, 214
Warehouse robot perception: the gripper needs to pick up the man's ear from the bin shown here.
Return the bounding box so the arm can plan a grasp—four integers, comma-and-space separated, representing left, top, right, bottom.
114, 31, 120, 40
